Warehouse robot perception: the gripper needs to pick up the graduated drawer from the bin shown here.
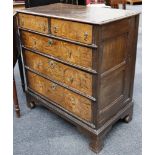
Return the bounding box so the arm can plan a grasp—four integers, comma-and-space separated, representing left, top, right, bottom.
21, 31, 92, 69
27, 71, 92, 122
18, 13, 48, 34
51, 18, 93, 44
24, 50, 92, 96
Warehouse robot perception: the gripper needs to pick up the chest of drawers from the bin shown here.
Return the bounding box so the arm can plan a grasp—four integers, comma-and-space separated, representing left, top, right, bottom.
16, 3, 139, 153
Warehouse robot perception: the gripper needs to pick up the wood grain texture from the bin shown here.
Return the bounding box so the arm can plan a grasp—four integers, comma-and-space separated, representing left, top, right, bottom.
96, 16, 139, 126
18, 13, 48, 33
51, 18, 92, 44
27, 71, 92, 121
23, 50, 93, 96
21, 31, 93, 69
101, 34, 128, 72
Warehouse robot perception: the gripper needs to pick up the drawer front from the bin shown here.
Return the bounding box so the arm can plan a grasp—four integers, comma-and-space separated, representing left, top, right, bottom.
18, 13, 48, 34
21, 31, 92, 69
51, 18, 93, 44
24, 50, 93, 96
27, 71, 92, 122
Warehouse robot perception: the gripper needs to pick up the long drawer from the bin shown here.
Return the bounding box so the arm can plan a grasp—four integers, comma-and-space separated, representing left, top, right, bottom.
23, 50, 93, 96
21, 31, 93, 69
27, 71, 92, 122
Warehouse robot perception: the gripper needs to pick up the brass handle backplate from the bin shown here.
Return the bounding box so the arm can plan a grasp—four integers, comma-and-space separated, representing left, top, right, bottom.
49, 60, 56, 69
84, 32, 88, 41
70, 97, 76, 105
51, 83, 57, 90
53, 26, 58, 33
41, 23, 47, 32
36, 62, 43, 68
37, 83, 43, 89
48, 39, 53, 46
67, 77, 74, 83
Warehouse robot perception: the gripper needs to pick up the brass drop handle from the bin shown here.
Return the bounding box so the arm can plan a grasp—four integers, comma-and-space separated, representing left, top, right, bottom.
49, 60, 56, 69
70, 97, 76, 105
67, 77, 74, 83
37, 83, 43, 88
51, 83, 57, 90
33, 39, 37, 45
36, 62, 43, 68
84, 32, 88, 41
48, 39, 53, 46
53, 26, 58, 33
68, 51, 72, 58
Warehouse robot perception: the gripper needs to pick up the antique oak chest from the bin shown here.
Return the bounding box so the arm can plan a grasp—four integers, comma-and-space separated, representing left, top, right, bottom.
16, 3, 139, 153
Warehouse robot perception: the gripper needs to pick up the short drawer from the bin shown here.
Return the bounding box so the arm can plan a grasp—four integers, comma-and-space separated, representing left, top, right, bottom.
24, 50, 93, 96
51, 18, 93, 44
27, 71, 92, 122
18, 13, 48, 34
21, 31, 92, 69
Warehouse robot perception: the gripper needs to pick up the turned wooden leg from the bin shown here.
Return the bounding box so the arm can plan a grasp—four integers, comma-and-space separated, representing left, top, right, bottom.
124, 113, 133, 123
26, 94, 36, 109
13, 77, 20, 118
89, 134, 103, 153
123, 105, 133, 123
27, 101, 36, 109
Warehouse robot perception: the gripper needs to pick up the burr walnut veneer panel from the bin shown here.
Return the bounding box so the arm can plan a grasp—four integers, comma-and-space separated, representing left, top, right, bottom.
27, 71, 92, 122
21, 31, 93, 69
51, 18, 93, 44
19, 13, 48, 33
24, 50, 93, 96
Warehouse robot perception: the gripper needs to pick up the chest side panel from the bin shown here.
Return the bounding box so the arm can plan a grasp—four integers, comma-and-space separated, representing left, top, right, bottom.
18, 13, 49, 33
51, 18, 93, 44
97, 17, 138, 126
26, 71, 92, 122
21, 31, 93, 69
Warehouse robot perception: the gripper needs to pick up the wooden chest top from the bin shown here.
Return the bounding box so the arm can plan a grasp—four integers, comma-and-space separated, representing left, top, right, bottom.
17, 3, 139, 25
